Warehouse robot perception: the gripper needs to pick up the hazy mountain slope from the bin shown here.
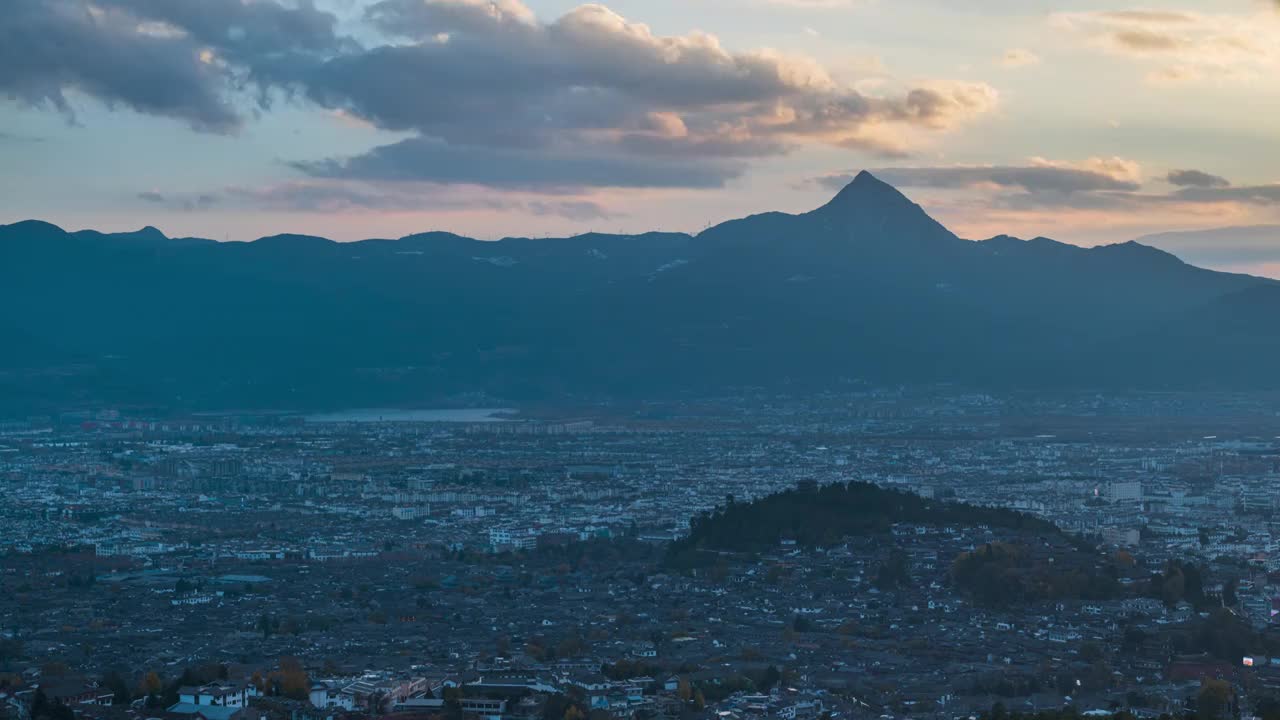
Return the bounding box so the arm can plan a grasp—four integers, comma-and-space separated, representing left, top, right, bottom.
1133, 225, 1280, 275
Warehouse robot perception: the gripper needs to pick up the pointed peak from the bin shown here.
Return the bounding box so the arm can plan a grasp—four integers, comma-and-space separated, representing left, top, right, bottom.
849, 170, 894, 190
852, 169, 884, 185
820, 170, 911, 211
799, 170, 961, 246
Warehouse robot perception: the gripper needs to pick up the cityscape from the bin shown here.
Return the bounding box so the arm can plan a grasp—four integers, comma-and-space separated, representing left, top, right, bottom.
3, 392, 1280, 720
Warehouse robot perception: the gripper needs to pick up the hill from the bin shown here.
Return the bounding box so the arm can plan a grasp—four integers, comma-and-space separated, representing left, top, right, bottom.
663, 481, 1124, 606
664, 481, 1059, 563
3, 172, 1279, 413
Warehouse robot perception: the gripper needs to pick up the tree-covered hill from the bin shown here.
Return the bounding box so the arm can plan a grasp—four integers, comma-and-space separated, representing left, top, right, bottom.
665, 481, 1059, 567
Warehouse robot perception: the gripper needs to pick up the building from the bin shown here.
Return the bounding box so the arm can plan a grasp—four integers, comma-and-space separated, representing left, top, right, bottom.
1104, 481, 1143, 503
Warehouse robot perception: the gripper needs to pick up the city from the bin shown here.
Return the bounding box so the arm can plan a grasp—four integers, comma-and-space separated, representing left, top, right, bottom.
3, 391, 1280, 720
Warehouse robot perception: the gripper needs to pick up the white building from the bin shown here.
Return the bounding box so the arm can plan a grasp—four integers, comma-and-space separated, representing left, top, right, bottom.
1104, 481, 1143, 503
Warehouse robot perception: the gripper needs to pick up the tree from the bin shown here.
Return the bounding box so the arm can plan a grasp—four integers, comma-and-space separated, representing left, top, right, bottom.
0, 638, 22, 662
32, 688, 49, 719
141, 671, 163, 698
443, 686, 463, 720
103, 670, 131, 705
875, 549, 911, 591
31, 691, 74, 720
275, 657, 309, 700
1197, 679, 1232, 720
1223, 578, 1239, 607
677, 679, 693, 702
1160, 568, 1186, 607
1080, 642, 1105, 663
757, 665, 782, 693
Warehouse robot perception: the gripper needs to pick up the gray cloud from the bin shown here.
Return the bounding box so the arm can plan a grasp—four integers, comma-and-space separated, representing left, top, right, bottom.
1096, 11, 1197, 24
1111, 29, 1186, 52
1054, 9, 1275, 86
1167, 169, 1231, 188
1172, 185, 1280, 205
295, 136, 744, 190
815, 165, 1139, 194
0, 0, 243, 132
137, 190, 218, 211
295, 0, 996, 189
810, 164, 1280, 213
0, 131, 45, 143
0, 0, 352, 132
100, 0, 346, 59
136, 180, 620, 220
527, 200, 620, 221
97, 0, 354, 94
3, 0, 997, 194
227, 182, 464, 212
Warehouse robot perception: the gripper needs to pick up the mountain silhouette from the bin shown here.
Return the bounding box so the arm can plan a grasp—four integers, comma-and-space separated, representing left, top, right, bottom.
2, 173, 1276, 412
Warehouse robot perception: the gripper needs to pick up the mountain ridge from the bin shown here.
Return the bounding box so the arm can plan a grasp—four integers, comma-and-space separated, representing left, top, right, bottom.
3, 173, 1278, 413
0, 171, 1263, 281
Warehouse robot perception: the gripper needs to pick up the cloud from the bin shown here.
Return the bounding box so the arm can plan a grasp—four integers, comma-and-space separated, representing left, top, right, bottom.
0, 1, 244, 132
755, 0, 863, 7
296, 0, 997, 189
101, 0, 347, 54
0, 131, 45, 143
294, 136, 746, 190
806, 155, 1280, 250
1094, 10, 1197, 24
1029, 156, 1143, 184
1167, 169, 1231, 188
3, 0, 998, 198
1053, 8, 1280, 85
134, 180, 620, 220
137, 190, 219, 211
1172, 185, 1280, 205
1111, 29, 1186, 52
526, 200, 619, 221
813, 160, 1142, 195
0, 0, 354, 132
1000, 49, 1041, 68
811, 162, 1280, 218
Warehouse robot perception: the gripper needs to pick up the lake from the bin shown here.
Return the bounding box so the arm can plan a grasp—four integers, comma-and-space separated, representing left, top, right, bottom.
302, 408, 515, 423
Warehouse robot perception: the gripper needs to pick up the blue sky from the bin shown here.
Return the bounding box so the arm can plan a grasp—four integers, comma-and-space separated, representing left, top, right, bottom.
3, 0, 1279, 275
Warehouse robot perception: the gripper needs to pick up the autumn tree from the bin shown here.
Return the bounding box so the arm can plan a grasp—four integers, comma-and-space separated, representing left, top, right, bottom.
140, 671, 163, 700
272, 657, 310, 700
1198, 679, 1233, 720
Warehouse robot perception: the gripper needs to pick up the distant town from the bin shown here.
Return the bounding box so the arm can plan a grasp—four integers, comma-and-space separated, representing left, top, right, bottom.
3, 390, 1280, 720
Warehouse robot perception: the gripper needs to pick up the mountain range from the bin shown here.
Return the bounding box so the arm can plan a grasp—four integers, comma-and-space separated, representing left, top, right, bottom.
3, 171, 1278, 413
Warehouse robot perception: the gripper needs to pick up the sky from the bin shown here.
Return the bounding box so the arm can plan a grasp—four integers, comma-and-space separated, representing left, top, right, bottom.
2, 0, 1279, 276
